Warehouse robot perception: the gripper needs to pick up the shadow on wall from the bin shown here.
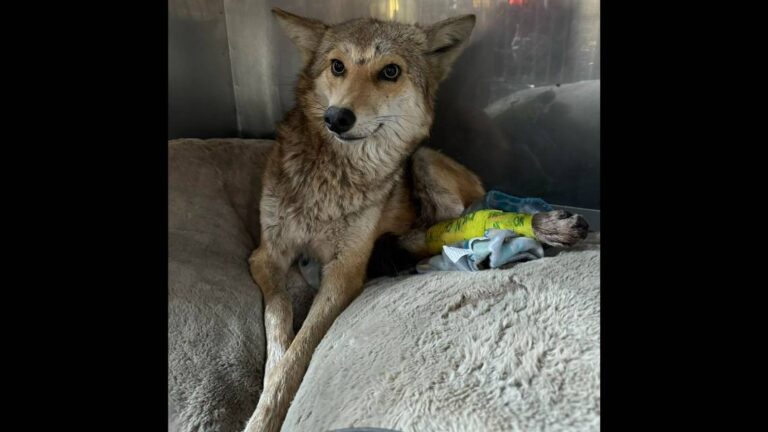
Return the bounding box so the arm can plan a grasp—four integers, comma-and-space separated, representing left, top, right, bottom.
428, 26, 599, 209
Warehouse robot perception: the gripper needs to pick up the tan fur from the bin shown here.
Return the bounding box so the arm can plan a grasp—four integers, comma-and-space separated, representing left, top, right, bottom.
243, 9, 480, 432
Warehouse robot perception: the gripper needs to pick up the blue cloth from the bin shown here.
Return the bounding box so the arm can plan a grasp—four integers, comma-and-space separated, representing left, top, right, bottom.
462, 190, 552, 215
417, 229, 543, 273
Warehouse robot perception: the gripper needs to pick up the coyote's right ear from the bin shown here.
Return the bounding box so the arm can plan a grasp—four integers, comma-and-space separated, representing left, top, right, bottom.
272, 8, 328, 64
424, 14, 475, 82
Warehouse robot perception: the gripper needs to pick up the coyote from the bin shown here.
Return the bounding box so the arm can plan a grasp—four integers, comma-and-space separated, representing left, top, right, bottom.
243, 9, 588, 432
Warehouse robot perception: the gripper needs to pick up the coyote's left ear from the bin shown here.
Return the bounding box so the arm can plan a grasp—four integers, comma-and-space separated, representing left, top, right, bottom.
272, 8, 328, 64
424, 14, 475, 82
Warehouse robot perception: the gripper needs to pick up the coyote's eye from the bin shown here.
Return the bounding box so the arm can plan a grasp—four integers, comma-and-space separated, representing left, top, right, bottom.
331, 59, 345, 76
379, 64, 400, 81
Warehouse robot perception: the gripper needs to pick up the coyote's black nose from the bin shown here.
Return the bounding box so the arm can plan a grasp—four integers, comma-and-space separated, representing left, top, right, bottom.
324, 106, 356, 134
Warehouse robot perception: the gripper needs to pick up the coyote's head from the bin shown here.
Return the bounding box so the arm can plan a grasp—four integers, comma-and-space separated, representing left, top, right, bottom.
273, 8, 475, 153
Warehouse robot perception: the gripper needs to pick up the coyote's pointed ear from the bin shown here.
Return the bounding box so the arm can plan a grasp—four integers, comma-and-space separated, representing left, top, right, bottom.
424, 14, 475, 82
272, 8, 328, 64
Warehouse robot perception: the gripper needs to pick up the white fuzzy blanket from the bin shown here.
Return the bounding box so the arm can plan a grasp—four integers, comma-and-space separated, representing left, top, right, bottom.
284, 241, 600, 432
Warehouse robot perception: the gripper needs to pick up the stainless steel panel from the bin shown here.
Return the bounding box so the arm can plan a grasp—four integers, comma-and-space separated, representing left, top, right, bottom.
168, 0, 238, 139
223, 0, 283, 138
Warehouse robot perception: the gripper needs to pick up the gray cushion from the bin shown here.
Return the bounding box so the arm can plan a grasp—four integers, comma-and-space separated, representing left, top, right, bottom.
170, 138, 318, 432
169, 138, 270, 432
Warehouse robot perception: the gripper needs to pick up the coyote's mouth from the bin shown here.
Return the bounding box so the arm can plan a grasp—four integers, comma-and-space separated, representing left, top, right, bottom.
332, 123, 383, 142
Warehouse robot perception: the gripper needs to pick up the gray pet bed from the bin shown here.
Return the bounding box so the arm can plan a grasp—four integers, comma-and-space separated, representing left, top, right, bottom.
168, 138, 600, 432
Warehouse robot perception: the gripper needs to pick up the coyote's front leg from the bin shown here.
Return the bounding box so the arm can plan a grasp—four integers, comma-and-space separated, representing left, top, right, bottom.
243, 221, 377, 432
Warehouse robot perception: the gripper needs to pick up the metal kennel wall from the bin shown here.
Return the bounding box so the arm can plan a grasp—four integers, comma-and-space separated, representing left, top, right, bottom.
169, 0, 600, 214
